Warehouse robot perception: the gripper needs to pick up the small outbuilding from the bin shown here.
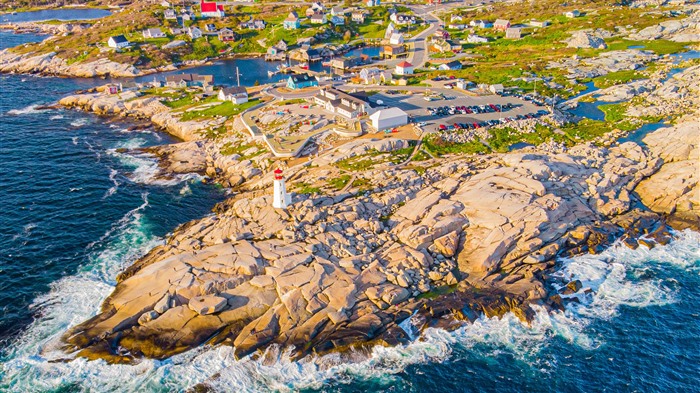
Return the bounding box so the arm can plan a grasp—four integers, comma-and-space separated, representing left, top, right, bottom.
370, 107, 408, 131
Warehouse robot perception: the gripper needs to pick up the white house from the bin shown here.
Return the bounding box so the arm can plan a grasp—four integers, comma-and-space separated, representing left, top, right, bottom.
164, 9, 177, 20
384, 22, 397, 40
310, 12, 327, 24
370, 107, 408, 131
467, 34, 488, 43
489, 84, 504, 94
395, 61, 414, 75
143, 28, 166, 39
218, 86, 248, 104
359, 67, 392, 85
564, 10, 581, 18
187, 26, 202, 39
107, 35, 130, 49
438, 60, 462, 71
530, 20, 550, 27
389, 32, 404, 45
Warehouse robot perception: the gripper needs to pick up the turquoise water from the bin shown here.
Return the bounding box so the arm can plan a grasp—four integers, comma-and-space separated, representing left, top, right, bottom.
1, 31, 700, 393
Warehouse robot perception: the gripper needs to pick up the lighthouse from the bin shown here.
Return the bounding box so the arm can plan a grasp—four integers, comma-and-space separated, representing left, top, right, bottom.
272, 168, 292, 209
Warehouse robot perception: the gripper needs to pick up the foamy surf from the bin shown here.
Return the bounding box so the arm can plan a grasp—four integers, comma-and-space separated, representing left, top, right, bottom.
6, 104, 48, 116
70, 118, 89, 127
108, 139, 203, 186
1, 230, 697, 392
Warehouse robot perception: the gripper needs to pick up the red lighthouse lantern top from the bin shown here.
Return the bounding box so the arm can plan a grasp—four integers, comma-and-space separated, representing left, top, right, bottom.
274, 168, 283, 180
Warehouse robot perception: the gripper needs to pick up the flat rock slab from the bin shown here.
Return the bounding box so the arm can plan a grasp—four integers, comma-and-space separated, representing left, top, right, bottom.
188, 295, 228, 315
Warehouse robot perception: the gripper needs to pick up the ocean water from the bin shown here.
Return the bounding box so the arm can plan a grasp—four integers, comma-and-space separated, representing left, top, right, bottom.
1, 32, 700, 393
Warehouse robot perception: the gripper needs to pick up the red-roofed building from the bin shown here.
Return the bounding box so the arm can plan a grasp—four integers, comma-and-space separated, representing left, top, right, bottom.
201, 0, 224, 18
395, 61, 414, 75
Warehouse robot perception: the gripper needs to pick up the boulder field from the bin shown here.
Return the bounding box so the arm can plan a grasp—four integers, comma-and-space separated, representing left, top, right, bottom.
60, 118, 699, 363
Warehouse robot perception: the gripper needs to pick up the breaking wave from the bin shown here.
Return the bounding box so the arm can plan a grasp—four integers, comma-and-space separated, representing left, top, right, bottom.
108, 138, 202, 186
6, 104, 49, 116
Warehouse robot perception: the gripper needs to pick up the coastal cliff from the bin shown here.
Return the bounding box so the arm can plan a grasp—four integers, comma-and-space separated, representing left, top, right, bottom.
59, 91, 210, 142
59, 116, 699, 364
0, 49, 145, 78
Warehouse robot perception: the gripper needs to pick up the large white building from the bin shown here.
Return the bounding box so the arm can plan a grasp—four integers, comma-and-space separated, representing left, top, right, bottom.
370, 107, 408, 131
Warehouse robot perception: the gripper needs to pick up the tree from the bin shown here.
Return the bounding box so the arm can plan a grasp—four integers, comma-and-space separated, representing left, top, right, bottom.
343, 30, 351, 42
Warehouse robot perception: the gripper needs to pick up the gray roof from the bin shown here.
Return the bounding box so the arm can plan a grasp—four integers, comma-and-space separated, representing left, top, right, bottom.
221, 86, 247, 95
290, 73, 317, 83
110, 35, 129, 43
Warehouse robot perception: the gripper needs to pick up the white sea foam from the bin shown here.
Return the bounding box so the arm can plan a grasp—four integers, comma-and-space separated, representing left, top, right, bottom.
108, 138, 202, 186
103, 168, 119, 199
6, 104, 48, 116
70, 118, 89, 127
50, 115, 64, 120
1, 228, 697, 392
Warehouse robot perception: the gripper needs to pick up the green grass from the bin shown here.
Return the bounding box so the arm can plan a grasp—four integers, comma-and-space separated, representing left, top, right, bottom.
605, 39, 689, 55
423, 135, 490, 156
593, 70, 646, 88
599, 103, 628, 123
487, 125, 570, 153
295, 182, 322, 195
179, 99, 260, 121
328, 174, 352, 190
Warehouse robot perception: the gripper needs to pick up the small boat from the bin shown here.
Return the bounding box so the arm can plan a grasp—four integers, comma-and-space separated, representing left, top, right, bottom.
299, 62, 309, 70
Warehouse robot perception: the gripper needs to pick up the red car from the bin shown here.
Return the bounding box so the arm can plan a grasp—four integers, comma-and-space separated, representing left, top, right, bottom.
439, 124, 447, 131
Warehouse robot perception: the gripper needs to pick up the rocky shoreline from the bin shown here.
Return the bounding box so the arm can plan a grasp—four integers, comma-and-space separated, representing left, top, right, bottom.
55, 110, 698, 364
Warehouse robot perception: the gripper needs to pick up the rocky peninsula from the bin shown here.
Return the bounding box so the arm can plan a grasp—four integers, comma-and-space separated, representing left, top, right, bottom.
56, 107, 698, 363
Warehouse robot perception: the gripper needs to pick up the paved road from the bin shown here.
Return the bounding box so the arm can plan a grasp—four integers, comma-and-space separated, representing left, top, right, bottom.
406, 10, 441, 69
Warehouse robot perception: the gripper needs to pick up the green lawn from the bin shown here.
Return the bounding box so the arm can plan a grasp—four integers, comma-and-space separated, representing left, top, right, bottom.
593, 70, 646, 88
179, 99, 261, 121
423, 135, 490, 156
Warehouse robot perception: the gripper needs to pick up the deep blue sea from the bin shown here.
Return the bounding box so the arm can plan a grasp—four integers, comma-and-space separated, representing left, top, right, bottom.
1, 31, 700, 393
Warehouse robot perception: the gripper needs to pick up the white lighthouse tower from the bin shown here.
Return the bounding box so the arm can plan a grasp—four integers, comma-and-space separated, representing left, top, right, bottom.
272, 168, 292, 209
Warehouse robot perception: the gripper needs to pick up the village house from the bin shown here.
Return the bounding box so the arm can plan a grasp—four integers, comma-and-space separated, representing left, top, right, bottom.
330, 57, 361, 70
187, 26, 202, 39
489, 84, 504, 94
365, 0, 380, 6
287, 73, 319, 89
470, 20, 492, 29
467, 34, 488, 43
384, 22, 397, 40
166, 74, 214, 88
170, 27, 183, 35
218, 86, 248, 104
310, 13, 327, 24
564, 10, 581, 18
283, 12, 300, 30
389, 32, 404, 45
448, 23, 466, 30
164, 9, 177, 20
310, 2, 325, 13
456, 79, 474, 90
530, 20, 550, 28
218, 28, 236, 42
107, 35, 130, 49
493, 19, 511, 31
200, 0, 225, 18
331, 15, 345, 26
181, 11, 194, 21
313, 87, 369, 118
450, 14, 464, 23
395, 61, 414, 75
351, 10, 366, 23
142, 28, 165, 39
438, 60, 462, 71
505, 27, 522, 39
241, 19, 266, 30
432, 38, 461, 53
299, 47, 322, 62
434, 28, 450, 39
274, 39, 288, 52
383, 44, 406, 58
359, 67, 393, 85
390, 13, 417, 25
331, 6, 345, 16
205, 23, 217, 32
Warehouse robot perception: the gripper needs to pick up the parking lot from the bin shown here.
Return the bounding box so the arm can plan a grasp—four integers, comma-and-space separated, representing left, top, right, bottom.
367, 90, 546, 133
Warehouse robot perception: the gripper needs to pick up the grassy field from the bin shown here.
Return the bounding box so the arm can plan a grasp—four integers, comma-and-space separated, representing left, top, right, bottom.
179, 99, 260, 121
